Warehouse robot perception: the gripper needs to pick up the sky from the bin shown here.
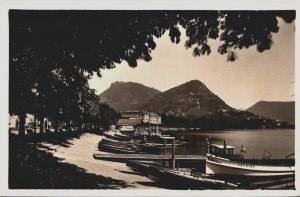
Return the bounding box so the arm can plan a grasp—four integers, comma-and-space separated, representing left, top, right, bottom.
88, 19, 295, 110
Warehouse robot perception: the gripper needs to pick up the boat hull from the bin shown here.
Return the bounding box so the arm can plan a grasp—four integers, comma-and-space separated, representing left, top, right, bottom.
148, 165, 238, 189
206, 154, 295, 178
98, 143, 138, 154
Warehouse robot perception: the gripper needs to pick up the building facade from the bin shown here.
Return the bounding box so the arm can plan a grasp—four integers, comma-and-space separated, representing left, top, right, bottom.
117, 110, 161, 132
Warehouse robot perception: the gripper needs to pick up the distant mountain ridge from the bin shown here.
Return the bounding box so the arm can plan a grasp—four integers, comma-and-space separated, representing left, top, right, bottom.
142, 80, 233, 118
99, 81, 161, 111
99, 80, 292, 129
247, 101, 295, 125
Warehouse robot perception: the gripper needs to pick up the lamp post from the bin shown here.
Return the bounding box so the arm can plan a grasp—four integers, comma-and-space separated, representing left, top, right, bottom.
31, 82, 39, 134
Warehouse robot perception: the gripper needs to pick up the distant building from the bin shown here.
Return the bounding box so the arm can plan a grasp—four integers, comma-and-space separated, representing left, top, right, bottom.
9, 115, 19, 130
143, 112, 161, 125
9, 114, 51, 134
117, 118, 143, 132
121, 110, 144, 119
9, 114, 35, 130
117, 110, 161, 132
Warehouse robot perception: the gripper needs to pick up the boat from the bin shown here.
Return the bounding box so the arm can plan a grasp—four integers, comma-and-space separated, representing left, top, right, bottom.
126, 160, 154, 176
98, 142, 139, 154
101, 137, 140, 146
148, 165, 238, 189
205, 140, 295, 180
143, 141, 189, 148
98, 137, 141, 154
103, 130, 131, 141
139, 143, 164, 154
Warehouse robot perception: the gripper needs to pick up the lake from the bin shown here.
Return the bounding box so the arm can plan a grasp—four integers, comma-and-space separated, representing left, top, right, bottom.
172, 129, 295, 159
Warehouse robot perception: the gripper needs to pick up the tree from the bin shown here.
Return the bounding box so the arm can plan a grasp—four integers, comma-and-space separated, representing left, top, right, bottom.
10, 10, 295, 69
98, 103, 120, 130
9, 10, 295, 135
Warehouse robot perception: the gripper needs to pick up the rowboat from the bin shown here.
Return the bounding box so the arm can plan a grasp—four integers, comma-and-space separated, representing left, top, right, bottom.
103, 130, 131, 141
98, 142, 139, 154
101, 137, 140, 146
205, 141, 295, 180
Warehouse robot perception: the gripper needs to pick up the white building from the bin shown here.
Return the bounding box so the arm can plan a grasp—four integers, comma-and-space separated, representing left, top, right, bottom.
143, 112, 161, 125
117, 110, 161, 133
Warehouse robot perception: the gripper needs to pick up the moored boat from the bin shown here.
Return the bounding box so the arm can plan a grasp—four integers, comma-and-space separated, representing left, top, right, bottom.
205, 141, 295, 180
139, 143, 164, 154
103, 130, 131, 141
101, 137, 140, 146
98, 142, 139, 154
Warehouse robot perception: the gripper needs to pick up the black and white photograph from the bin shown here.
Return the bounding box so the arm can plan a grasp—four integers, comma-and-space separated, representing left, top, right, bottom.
1, 0, 299, 196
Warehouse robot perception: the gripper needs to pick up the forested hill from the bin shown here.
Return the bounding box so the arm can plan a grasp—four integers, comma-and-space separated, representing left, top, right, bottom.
142, 80, 232, 118
99, 81, 161, 111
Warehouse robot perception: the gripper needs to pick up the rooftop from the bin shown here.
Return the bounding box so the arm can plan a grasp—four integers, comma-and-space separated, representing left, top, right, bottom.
211, 144, 235, 149
117, 118, 142, 125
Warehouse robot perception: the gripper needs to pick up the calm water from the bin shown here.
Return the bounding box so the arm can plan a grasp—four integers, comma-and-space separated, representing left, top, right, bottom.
172, 129, 295, 159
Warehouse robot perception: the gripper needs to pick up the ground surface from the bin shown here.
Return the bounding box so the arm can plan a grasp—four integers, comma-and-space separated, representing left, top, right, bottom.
38, 133, 161, 189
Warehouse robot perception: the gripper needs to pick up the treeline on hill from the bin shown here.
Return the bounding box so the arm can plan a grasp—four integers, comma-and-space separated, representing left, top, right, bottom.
161, 114, 293, 130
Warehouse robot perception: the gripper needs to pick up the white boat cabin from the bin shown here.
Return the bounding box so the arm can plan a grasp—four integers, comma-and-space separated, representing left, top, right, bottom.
209, 143, 235, 157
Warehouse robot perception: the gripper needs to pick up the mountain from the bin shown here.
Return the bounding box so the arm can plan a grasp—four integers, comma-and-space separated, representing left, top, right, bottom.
142, 80, 233, 118
247, 101, 295, 125
99, 81, 161, 111
141, 80, 292, 129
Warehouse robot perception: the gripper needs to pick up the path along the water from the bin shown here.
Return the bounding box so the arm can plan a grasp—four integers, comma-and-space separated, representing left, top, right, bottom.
38, 133, 162, 189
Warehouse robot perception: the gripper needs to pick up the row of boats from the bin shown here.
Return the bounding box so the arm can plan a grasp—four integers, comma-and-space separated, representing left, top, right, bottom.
99, 130, 188, 154
126, 141, 295, 189
97, 130, 295, 189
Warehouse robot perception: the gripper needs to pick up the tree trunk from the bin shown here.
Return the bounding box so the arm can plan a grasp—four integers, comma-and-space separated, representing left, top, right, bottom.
18, 112, 26, 137
79, 122, 83, 132
39, 116, 45, 133
66, 120, 70, 132
54, 120, 58, 132
85, 121, 88, 131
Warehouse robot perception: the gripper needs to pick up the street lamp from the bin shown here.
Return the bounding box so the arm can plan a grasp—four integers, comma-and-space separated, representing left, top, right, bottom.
31, 82, 39, 134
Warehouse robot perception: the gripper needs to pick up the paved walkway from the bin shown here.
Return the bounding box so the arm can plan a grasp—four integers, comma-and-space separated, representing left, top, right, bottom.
39, 133, 162, 189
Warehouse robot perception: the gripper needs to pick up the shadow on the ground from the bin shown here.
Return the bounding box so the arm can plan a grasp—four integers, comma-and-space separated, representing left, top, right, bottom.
9, 135, 128, 189
116, 170, 143, 176
135, 181, 170, 189
10, 131, 101, 148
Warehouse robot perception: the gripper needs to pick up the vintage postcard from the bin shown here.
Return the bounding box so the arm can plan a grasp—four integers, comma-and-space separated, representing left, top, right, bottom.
1, 0, 299, 196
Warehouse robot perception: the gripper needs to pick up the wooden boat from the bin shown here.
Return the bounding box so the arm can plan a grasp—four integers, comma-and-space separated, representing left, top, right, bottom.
101, 137, 139, 146
98, 142, 139, 154
148, 165, 238, 189
144, 141, 189, 148
205, 141, 295, 180
103, 130, 131, 141
139, 143, 164, 154
126, 160, 153, 176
